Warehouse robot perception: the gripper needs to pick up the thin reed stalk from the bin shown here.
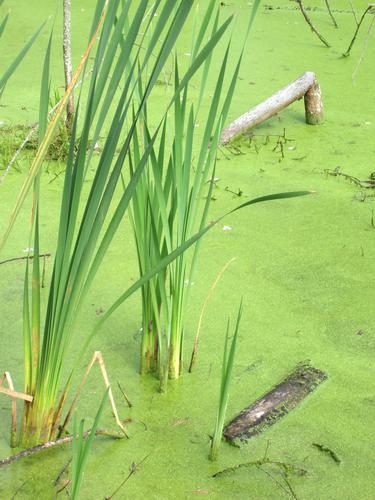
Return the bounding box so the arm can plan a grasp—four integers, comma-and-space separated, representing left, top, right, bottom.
70, 390, 108, 499
210, 302, 243, 461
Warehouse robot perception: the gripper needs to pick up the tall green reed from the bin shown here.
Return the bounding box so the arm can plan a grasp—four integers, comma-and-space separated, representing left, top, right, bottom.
210, 302, 242, 461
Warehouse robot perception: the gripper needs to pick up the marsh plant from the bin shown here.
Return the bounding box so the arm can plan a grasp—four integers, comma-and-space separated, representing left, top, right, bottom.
127, 0, 245, 386
210, 302, 242, 461
1, 0, 215, 447
1, 0, 311, 449
128, 0, 303, 389
130, 0, 243, 385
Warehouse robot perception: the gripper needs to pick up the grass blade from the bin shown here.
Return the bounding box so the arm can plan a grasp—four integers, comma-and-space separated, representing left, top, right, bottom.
0, 22, 45, 93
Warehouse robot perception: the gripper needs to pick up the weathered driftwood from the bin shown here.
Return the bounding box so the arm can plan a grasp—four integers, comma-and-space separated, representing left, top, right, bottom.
220, 72, 324, 145
224, 362, 327, 446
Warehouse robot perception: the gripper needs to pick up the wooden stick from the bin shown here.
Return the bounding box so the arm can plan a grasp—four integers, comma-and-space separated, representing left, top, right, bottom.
0, 372, 27, 447
213, 458, 307, 478
0, 428, 123, 467
117, 382, 133, 408
0, 378, 33, 402
348, 0, 359, 26
0, 253, 51, 265
304, 77, 324, 125
324, 0, 338, 28
296, 0, 330, 47
220, 72, 323, 145
343, 4, 375, 57
105, 453, 151, 499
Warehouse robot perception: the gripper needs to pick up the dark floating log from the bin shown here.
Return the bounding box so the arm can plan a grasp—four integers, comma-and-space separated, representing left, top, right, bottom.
224, 362, 327, 446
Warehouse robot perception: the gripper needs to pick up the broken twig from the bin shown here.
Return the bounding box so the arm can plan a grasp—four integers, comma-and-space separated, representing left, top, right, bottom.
324, 0, 338, 28
0, 253, 51, 266
296, 0, 330, 47
343, 4, 375, 56
213, 457, 307, 478
105, 453, 151, 499
117, 382, 133, 408
0, 428, 123, 467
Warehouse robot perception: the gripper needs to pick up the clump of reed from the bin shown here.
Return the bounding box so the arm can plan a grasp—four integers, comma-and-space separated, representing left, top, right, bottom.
129, 0, 241, 387
126, 0, 310, 390
1, 0, 210, 447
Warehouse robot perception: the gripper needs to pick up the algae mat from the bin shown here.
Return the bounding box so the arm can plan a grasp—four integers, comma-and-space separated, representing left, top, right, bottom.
1, 0, 375, 498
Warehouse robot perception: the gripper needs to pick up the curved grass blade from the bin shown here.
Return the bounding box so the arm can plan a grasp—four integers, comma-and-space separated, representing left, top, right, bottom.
0, 22, 45, 94
0, 12, 9, 39
0, 2, 110, 253
71, 389, 109, 500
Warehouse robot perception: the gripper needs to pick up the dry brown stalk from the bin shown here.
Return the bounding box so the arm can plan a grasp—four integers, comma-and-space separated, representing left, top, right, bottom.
58, 351, 129, 439
189, 258, 236, 372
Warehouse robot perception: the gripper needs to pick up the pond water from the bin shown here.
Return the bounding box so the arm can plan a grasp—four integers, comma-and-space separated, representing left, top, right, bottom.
0, 0, 374, 498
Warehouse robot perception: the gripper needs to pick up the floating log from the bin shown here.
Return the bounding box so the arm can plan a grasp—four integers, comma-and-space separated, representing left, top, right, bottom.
220, 72, 324, 145
224, 362, 327, 446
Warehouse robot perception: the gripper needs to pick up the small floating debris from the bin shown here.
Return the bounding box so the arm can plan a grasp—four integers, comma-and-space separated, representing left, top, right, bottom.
222, 225, 232, 231
312, 443, 341, 464
224, 361, 327, 446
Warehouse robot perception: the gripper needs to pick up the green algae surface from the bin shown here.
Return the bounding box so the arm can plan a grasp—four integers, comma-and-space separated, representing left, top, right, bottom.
1, 1, 375, 498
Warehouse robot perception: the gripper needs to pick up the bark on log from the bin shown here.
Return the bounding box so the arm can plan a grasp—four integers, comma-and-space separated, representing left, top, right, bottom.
220, 72, 324, 145
223, 362, 327, 446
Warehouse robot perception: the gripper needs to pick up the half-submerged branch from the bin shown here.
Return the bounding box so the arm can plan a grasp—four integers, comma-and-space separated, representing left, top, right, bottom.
324, 0, 338, 28
296, 0, 330, 47
343, 4, 375, 57
220, 72, 324, 145
0, 428, 124, 467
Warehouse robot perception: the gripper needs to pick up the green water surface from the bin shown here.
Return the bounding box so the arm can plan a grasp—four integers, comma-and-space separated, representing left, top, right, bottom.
0, 1, 374, 498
